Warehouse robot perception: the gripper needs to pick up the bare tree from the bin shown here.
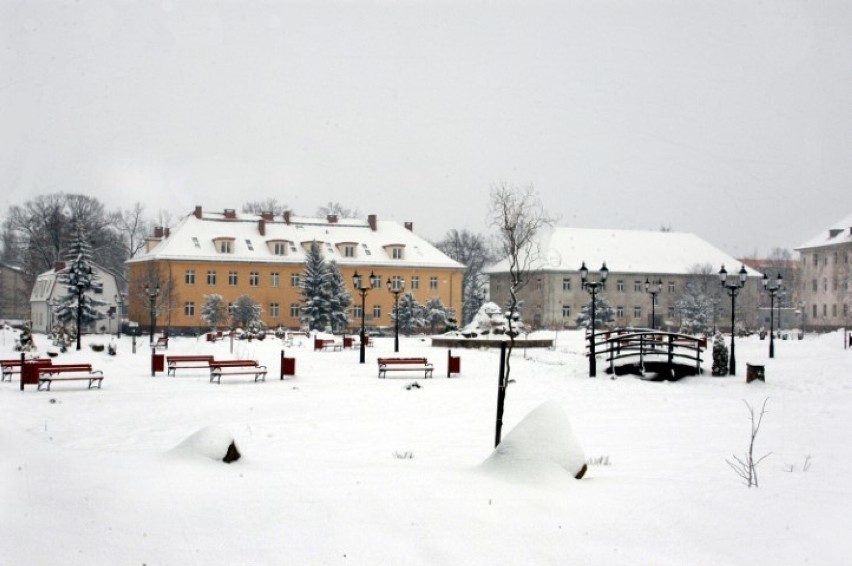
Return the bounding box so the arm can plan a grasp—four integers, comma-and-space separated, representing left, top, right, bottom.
242, 199, 289, 215
726, 398, 771, 487
434, 229, 496, 324
489, 183, 553, 446
316, 202, 359, 218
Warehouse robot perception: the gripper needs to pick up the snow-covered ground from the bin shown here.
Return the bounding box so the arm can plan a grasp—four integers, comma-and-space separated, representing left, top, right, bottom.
2, 328, 850, 565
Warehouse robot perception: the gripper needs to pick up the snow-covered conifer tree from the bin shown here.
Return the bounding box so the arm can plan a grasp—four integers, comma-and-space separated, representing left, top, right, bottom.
200, 293, 228, 331
393, 292, 426, 335
300, 241, 333, 332
54, 221, 106, 350
424, 297, 448, 334
326, 261, 351, 333
575, 295, 615, 329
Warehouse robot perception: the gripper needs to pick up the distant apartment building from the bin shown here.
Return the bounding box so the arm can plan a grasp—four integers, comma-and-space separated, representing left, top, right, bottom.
795, 214, 852, 331
486, 227, 762, 331
126, 206, 465, 334
0, 261, 29, 323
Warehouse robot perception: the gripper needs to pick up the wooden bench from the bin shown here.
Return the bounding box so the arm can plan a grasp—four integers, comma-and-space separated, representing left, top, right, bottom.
35, 364, 104, 391
152, 336, 169, 350
314, 338, 342, 352
209, 360, 267, 384
377, 357, 434, 379
167, 355, 216, 376
2, 358, 51, 381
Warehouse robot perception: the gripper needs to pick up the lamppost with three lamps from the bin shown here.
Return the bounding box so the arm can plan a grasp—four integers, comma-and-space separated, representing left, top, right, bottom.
352, 271, 376, 364
718, 264, 748, 375
644, 277, 662, 330
114, 293, 124, 338
762, 273, 783, 358
145, 284, 160, 345
386, 276, 404, 353
580, 261, 609, 377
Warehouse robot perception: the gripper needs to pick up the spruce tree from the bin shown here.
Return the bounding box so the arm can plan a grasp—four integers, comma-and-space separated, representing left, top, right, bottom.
230, 295, 262, 329
425, 297, 448, 334
54, 221, 106, 350
575, 295, 615, 329
326, 261, 351, 334
394, 292, 426, 335
300, 241, 333, 332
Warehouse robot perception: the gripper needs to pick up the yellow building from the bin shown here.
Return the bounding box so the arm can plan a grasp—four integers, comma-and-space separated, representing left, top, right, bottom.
127, 206, 464, 334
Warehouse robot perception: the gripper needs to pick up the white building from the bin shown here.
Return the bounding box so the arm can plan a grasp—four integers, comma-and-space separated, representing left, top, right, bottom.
30, 261, 122, 334
486, 227, 763, 331
795, 213, 852, 330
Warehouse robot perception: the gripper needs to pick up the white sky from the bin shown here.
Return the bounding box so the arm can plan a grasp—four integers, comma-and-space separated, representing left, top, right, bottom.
2, 0, 851, 256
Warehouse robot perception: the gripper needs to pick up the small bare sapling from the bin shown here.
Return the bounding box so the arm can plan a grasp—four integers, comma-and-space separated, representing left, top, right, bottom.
726, 398, 771, 487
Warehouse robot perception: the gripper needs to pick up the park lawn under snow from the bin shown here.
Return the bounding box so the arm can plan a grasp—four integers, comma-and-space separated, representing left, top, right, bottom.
2, 328, 850, 565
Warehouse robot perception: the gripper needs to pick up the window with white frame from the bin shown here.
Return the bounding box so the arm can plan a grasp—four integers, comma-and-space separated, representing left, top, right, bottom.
185, 270, 195, 285
184, 302, 195, 316
633, 306, 642, 319
617, 306, 625, 318
430, 276, 438, 290
207, 270, 217, 286
668, 281, 675, 293
562, 277, 571, 291
411, 276, 420, 290
353, 304, 363, 319
249, 271, 260, 287
270, 303, 280, 318
291, 273, 300, 287
634, 281, 642, 292
273, 242, 287, 256
562, 305, 571, 318
343, 245, 355, 258
270, 272, 280, 288
290, 303, 300, 318
617, 280, 625, 292
228, 271, 238, 286
373, 304, 382, 319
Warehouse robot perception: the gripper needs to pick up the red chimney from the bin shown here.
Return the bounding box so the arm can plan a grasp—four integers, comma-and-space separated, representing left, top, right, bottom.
54, 261, 66, 272
164, 228, 170, 238
404, 222, 413, 232
154, 226, 164, 238
327, 214, 338, 224
261, 211, 274, 221
224, 209, 236, 219
368, 214, 377, 231
283, 210, 291, 224
194, 206, 202, 219
259, 219, 266, 236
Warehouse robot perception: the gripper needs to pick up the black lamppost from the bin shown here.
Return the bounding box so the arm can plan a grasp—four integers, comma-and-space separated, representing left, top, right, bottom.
762, 273, 783, 358
145, 284, 160, 344
114, 293, 124, 338
580, 261, 609, 377
386, 276, 405, 353
644, 277, 662, 330
352, 271, 375, 364
718, 264, 748, 375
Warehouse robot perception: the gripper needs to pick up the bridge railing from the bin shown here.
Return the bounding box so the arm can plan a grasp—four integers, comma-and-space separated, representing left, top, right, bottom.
586, 327, 706, 376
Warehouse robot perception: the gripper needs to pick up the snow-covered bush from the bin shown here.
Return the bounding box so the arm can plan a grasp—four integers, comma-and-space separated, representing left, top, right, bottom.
458, 302, 526, 338
712, 333, 728, 376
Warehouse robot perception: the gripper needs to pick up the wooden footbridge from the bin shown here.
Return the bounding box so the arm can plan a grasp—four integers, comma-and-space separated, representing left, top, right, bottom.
586, 328, 707, 380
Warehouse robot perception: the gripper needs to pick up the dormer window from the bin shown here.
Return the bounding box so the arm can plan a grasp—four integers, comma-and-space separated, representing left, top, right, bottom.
384, 244, 405, 260
267, 240, 290, 256
245, 239, 254, 251
213, 237, 235, 254
336, 242, 358, 258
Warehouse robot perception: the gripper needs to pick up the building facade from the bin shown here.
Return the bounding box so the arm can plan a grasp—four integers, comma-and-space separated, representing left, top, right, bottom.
0, 261, 30, 324
795, 214, 852, 331
486, 227, 762, 332
30, 261, 122, 334
126, 207, 465, 334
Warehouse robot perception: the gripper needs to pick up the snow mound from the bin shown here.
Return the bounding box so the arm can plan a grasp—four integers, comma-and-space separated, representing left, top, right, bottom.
480, 401, 586, 482
168, 426, 241, 463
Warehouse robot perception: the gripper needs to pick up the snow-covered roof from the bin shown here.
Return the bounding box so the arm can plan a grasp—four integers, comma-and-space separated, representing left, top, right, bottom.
795, 213, 852, 251
127, 210, 464, 269
485, 227, 762, 276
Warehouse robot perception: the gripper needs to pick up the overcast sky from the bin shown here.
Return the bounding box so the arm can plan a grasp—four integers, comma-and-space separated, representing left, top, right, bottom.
2, 0, 851, 257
